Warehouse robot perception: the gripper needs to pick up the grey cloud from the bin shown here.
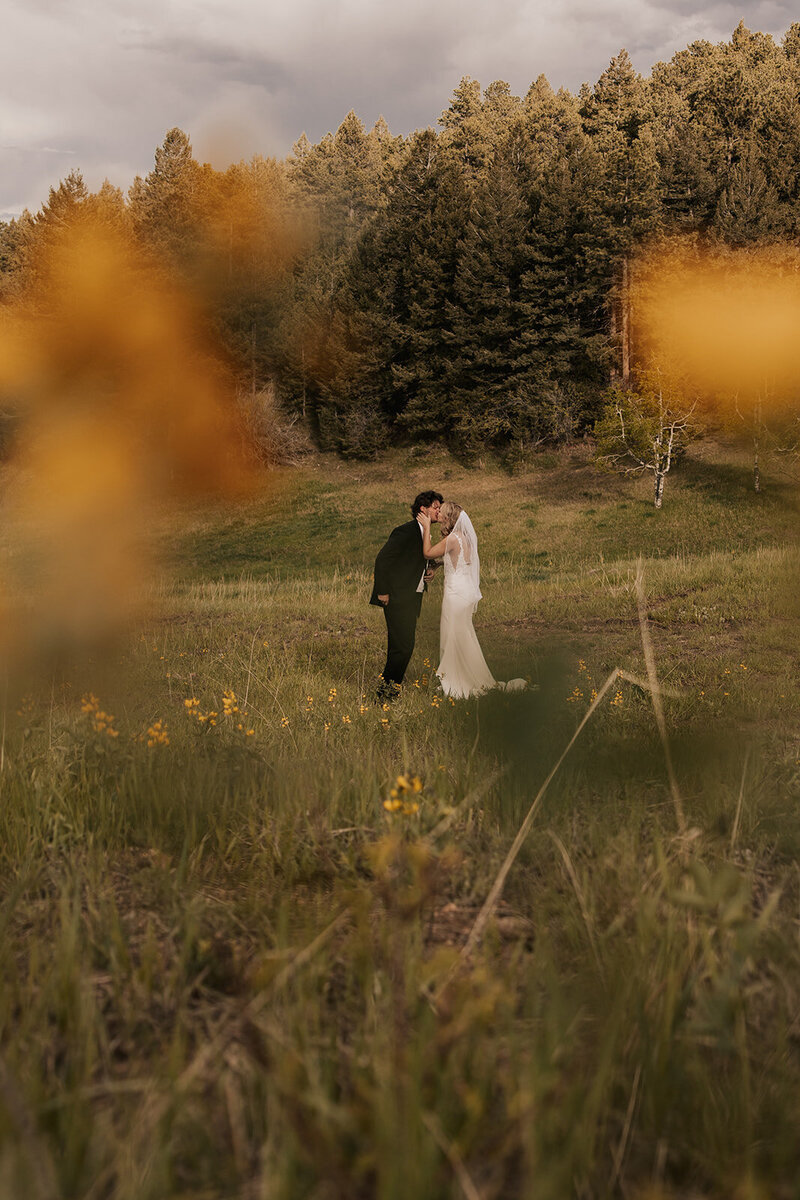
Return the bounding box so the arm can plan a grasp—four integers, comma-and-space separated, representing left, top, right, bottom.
0, 145, 76, 154
2, 0, 798, 215
648, 0, 796, 20
123, 33, 293, 91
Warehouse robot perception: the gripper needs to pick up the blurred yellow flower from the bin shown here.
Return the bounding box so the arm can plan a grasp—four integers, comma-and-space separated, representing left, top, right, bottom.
81, 693, 119, 738
146, 720, 169, 747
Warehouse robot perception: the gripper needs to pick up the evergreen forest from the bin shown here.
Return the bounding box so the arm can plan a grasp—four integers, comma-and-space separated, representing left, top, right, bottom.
3, 21, 800, 461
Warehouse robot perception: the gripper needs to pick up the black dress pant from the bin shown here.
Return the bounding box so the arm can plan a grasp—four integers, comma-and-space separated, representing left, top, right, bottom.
382, 594, 422, 685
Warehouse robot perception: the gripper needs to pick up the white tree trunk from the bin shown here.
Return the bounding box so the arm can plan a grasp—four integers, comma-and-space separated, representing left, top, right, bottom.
621, 256, 631, 387
753, 393, 762, 493
654, 470, 665, 508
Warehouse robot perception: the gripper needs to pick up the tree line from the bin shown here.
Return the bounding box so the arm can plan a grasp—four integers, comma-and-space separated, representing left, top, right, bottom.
2, 21, 800, 466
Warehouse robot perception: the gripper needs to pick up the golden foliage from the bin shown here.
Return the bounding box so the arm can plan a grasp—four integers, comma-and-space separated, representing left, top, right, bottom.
633, 239, 800, 402
0, 210, 259, 661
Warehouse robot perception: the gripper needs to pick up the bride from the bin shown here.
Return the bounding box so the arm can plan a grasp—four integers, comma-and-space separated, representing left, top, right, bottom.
419, 502, 524, 699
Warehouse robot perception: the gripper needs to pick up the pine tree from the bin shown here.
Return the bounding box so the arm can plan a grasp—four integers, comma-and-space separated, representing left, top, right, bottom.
649, 43, 720, 232
306, 129, 468, 451
33, 169, 89, 237
445, 152, 528, 449
0, 211, 34, 296
387, 132, 469, 437
128, 128, 205, 264
209, 155, 295, 393
439, 77, 494, 180
86, 180, 130, 234
280, 113, 403, 438
715, 137, 783, 243
287, 111, 386, 249
581, 51, 662, 381
513, 85, 608, 425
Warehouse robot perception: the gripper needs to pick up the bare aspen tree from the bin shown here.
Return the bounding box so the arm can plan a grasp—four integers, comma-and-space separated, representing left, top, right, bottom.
595, 378, 698, 508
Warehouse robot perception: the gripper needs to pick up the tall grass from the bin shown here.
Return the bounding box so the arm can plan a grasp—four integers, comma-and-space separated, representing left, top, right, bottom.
1, 444, 799, 1198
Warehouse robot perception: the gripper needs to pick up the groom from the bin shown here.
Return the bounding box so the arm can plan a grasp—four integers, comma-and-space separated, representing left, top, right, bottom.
370, 490, 443, 699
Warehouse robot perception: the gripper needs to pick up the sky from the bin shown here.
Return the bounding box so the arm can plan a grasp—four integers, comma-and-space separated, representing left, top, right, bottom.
1, 0, 796, 219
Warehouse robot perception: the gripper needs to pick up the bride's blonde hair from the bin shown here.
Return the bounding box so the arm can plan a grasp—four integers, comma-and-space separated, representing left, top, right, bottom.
439, 501, 462, 536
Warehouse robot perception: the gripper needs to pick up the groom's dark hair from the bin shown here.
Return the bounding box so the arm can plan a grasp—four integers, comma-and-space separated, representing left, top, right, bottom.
411, 490, 444, 518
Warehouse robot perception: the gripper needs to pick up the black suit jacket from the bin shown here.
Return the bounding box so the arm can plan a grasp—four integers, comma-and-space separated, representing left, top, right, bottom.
370, 520, 426, 607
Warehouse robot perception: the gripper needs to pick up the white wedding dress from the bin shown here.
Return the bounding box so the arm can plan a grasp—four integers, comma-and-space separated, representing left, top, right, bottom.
436, 512, 526, 699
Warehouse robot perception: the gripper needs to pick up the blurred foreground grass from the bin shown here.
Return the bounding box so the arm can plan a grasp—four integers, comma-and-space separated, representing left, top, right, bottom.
1, 443, 800, 1199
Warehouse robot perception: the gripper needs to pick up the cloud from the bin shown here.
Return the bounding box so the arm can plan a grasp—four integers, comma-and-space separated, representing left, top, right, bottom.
0, 0, 796, 214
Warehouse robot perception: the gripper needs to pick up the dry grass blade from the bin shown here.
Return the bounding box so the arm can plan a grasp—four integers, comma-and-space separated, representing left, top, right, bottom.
422, 1111, 483, 1200
634, 560, 687, 837
616, 668, 682, 700
427, 765, 508, 841
177, 906, 351, 1094
39, 1080, 152, 1110
549, 829, 605, 981
242, 626, 260, 709
0, 666, 6, 775
128, 907, 351, 1173
609, 1064, 641, 1192
434, 667, 621, 998
0, 1054, 60, 1200
730, 748, 750, 853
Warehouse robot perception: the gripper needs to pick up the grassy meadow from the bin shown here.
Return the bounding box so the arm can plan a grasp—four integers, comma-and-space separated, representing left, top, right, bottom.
1, 440, 800, 1199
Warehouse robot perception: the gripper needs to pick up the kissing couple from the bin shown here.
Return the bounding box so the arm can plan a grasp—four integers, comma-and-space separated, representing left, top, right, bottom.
370, 490, 525, 701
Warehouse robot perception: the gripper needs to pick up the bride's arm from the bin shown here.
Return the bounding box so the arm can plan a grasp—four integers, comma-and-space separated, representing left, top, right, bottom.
419, 513, 448, 558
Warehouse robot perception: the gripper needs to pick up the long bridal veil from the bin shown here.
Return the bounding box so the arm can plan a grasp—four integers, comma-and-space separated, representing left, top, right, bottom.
450, 510, 481, 608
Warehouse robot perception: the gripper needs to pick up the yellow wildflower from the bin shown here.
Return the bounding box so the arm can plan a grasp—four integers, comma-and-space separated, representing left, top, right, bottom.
146, 720, 169, 748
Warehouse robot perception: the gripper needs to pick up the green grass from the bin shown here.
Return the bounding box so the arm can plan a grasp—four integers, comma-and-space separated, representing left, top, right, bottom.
1, 441, 800, 1198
